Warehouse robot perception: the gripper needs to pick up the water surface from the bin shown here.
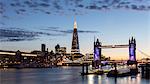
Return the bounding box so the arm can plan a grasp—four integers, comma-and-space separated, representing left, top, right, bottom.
0, 67, 149, 84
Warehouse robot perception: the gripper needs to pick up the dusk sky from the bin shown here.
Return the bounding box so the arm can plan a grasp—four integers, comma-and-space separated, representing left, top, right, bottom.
0, 0, 150, 60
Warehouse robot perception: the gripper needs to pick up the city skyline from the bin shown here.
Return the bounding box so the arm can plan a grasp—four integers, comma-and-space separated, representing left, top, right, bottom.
0, 0, 150, 60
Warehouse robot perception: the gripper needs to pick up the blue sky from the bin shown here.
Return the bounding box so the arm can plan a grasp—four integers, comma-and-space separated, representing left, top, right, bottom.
0, 0, 150, 60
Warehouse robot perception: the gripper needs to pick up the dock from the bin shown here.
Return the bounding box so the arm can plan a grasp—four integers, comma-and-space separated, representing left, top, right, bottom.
81, 63, 104, 75
139, 63, 150, 78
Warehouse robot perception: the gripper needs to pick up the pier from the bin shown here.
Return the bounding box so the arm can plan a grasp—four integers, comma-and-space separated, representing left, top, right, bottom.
139, 63, 150, 78
81, 63, 104, 75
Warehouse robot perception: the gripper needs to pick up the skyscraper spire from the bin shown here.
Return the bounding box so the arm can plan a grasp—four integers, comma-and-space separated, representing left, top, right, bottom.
74, 17, 77, 29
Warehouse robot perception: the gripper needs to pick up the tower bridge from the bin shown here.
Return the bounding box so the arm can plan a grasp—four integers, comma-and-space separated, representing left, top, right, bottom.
93, 37, 136, 69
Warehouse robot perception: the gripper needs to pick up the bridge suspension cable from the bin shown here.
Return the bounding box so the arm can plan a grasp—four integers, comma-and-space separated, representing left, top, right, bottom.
138, 49, 150, 58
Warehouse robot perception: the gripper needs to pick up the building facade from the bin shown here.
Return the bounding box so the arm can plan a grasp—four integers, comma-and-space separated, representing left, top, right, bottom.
71, 18, 84, 60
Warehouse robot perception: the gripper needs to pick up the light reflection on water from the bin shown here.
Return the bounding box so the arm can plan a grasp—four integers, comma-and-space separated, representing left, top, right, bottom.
0, 67, 150, 84
88, 75, 94, 84
86, 73, 150, 84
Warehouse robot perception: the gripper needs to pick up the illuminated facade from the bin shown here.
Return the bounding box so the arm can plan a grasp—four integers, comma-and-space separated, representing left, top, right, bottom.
93, 38, 101, 69
129, 37, 136, 61
70, 18, 84, 60
71, 18, 80, 54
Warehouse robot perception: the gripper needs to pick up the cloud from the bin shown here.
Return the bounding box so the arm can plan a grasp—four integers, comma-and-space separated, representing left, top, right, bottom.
1, 38, 37, 42
40, 27, 59, 31
39, 3, 50, 7
0, 28, 38, 42
0, 22, 5, 25
0, 0, 149, 24
0, 0, 149, 16
41, 0, 50, 3
53, 30, 99, 34
78, 4, 84, 8
0, 2, 5, 14
0, 27, 62, 42
0, 26, 98, 42
40, 27, 99, 34
78, 30, 99, 33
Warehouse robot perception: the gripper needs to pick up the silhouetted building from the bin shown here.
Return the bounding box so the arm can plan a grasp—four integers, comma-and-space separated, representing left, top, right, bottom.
55, 44, 60, 54
59, 47, 66, 55
55, 44, 66, 54
31, 50, 41, 54
41, 44, 46, 52
16, 50, 21, 62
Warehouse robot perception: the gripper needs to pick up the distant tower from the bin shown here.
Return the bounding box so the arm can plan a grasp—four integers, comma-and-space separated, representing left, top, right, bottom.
41, 44, 46, 52
16, 50, 21, 62
71, 18, 80, 54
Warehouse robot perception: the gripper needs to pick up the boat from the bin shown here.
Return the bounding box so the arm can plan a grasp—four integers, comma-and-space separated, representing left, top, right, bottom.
107, 67, 131, 77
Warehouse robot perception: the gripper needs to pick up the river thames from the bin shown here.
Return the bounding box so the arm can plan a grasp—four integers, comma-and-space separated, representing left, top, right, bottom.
0, 67, 149, 84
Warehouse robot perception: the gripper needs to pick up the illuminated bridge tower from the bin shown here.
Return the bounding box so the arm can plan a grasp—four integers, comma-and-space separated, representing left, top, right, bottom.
71, 18, 81, 60
128, 37, 138, 74
128, 37, 137, 65
129, 37, 136, 61
93, 38, 102, 69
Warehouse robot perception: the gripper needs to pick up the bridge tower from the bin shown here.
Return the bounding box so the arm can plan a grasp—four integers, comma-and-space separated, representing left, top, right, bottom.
129, 37, 136, 62
127, 37, 138, 74
93, 38, 102, 69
